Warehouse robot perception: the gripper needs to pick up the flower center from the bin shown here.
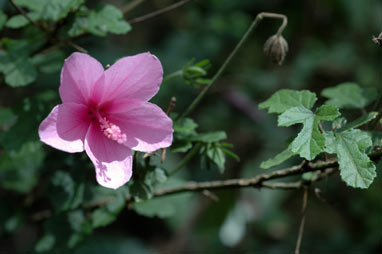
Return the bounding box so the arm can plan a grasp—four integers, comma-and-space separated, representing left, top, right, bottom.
90, 109, 127, 144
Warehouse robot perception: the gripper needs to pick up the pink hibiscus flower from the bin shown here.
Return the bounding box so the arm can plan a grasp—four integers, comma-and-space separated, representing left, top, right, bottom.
39, 52, 173, 189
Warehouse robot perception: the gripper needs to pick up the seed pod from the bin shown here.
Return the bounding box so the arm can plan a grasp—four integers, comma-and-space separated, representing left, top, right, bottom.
264, 34, 289, 66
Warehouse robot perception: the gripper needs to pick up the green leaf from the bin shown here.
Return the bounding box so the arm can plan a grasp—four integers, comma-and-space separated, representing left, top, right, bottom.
0, 142, 44, 193
259, 89, 317, 114
173, 118, 198, 136
321, 82, 377, 109
339, 112, 378, 131
277, 105, 339, 160
315, 104, 340, 121
40, 0, 85, 21
260, 147, 295, 169
206, 143, 226, 173
324, 129, 376, 188
190, 131, 227, 143
0, 11, 7, 31
69, 5, 131, 37
0, 50, 37, 87
278, 107, 324, 160
5, 13, 39, 28
35, 233, 55, 252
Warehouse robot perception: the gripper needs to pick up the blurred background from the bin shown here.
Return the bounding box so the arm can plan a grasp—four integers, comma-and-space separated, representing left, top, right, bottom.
0, 0, 381, 253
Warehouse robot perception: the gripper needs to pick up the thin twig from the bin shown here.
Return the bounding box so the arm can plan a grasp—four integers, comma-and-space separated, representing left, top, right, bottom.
295, 188, 308, 254
127, 0, 194, 24
179, 12, 288, 119
122, 0, 146, 14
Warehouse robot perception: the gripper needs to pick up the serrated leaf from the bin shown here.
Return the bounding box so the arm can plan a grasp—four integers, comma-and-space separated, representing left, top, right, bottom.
324, 129, 376, 188
260, 147, 295, 169
340, 112, 378, 131
0, 50, 37, 87
321, 82, 377, 109
69, 5, 131, 37
259, 89, 317, 114
278, 107, 324, 160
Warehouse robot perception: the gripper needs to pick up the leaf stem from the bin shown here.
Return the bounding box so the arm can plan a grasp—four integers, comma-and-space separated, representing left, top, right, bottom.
179, 12, 288, 119
163, 70, 183, 83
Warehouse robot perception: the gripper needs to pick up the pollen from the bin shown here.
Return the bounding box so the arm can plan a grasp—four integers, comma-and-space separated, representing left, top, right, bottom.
99, 117, 127, 144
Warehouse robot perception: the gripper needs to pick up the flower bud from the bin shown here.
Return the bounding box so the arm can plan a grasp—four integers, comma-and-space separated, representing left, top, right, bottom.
264, 34, 288, 66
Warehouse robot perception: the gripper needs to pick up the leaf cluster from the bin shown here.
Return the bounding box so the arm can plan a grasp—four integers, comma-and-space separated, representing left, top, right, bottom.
259, 82, 379, 189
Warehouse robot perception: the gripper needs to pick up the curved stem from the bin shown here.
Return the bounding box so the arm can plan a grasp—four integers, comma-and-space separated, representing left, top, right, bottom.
179, 12, 288, 119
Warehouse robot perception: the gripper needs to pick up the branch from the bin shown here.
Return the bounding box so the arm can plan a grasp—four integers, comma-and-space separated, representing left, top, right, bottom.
127, 0, 194, 24
151, 160, 339, 198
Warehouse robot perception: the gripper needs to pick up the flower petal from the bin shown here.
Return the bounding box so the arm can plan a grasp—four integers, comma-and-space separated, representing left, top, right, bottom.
60, 52, 105, 105
39, 104, 89, 153
85, 122, 132, 189
103, 52, 163, 103
107, 100, 173, 152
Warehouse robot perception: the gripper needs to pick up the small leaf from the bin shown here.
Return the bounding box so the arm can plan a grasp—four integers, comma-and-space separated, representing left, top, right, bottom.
321, 82, 377, 109
324, 129, 376, 188
260, 147, 295, 169
340, 112, 378, 131
259, 89, 317, 114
